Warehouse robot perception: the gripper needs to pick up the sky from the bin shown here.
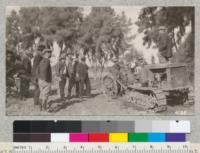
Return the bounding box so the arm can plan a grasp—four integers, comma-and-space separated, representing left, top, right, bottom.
6, 6, 160, 64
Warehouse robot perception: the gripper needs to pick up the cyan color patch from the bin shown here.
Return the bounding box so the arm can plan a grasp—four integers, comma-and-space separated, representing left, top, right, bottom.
148, 133, 166, 142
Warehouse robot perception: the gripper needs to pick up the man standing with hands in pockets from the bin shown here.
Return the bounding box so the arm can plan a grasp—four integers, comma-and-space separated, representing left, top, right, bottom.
38, 48, 52, 111
32, 44, 45, 105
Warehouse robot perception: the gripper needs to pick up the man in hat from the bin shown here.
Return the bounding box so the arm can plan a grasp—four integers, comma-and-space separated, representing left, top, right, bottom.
38, 48, 52, 111
66, 51, 76, 98
157, 26, 173, 63
20, 50, 32, 98
76, 56, 90, 98
56, 53, 67, 99
32, 43, 46, 105
111, 58, 121, 81
72, 53, 80, 97
136, 57, 154, 87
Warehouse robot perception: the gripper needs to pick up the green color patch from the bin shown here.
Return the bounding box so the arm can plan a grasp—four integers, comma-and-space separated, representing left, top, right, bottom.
128, 133, 148, 142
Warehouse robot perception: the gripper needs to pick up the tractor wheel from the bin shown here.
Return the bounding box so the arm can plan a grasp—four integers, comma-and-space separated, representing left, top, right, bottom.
152, 90, 167, 113
102, 75, 119, 98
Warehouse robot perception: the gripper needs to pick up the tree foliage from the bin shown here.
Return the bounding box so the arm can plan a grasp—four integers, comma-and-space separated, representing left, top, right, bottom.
18, 7, 42, 49
39, 7, 83, 50
6, 7, 133, 63
78, 7, 133, 68
136, 7, 195, 82
136, 7, 194, 48
6, 7, 83, 51
6, 10, 21, 51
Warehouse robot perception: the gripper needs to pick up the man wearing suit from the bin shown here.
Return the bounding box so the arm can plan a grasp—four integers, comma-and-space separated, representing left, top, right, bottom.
76, 56, 91, 98
66, 52, 75, 98
56, 53, 67, 99
157, 26, 173, 63
38, 48, 52, 111
31, 44, 45, 105
20, 50, 32, 99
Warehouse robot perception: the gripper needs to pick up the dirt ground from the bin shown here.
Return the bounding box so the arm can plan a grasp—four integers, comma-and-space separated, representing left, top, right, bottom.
6, 79, 194, 116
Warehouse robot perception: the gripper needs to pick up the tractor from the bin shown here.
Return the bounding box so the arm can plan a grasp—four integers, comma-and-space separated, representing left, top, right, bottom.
102, 62, 194, 112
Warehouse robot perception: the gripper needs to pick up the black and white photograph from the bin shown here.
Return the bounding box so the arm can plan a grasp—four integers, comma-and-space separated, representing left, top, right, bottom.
6, 6, 195, 115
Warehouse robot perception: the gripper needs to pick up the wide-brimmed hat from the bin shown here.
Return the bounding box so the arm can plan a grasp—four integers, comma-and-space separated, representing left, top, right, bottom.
42, 48, 52, 54
158, 26, 167, 31
37, 43, 46, 51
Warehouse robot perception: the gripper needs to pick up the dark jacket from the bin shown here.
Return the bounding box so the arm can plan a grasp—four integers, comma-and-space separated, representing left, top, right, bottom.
76, 62, 88, 81
38, 58, 52, 83
32, 53, 43, 78
157, 32, 173, 58
22, 56, 32, 75
67, 60, 76, 78
56, 61, 68, 78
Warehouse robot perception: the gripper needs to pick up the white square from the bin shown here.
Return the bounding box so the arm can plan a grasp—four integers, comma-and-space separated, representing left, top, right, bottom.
170, 121, 190, 133
51, 133, 69, 142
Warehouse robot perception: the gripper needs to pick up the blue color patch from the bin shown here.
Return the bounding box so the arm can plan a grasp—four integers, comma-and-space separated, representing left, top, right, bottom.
148, 133, 166, 142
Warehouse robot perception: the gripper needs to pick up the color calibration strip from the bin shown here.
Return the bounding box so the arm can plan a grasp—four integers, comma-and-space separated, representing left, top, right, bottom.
14, 133, 186, 142
13, 120, 190, 142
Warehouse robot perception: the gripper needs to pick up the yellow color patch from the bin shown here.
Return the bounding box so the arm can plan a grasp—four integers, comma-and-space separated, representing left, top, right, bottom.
109, 133, 128, 142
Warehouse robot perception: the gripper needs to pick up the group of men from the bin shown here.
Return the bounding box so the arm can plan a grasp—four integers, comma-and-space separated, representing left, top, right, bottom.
56, 50, 91, 100
32, 44, 91, 111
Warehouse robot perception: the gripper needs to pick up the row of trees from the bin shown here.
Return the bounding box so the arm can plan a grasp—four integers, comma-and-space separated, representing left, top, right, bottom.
6, 7, 136, 68
6, 7, 195, 81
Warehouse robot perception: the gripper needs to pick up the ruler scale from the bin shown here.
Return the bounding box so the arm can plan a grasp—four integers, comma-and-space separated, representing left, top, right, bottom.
0, 143, 199, 153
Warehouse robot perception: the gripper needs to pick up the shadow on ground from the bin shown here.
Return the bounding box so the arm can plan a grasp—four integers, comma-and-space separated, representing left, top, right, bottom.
48, 99, 85, 113
47, 93, 100, 113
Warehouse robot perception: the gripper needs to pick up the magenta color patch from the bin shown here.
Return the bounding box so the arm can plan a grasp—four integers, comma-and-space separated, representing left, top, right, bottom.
69, 133, 88, 142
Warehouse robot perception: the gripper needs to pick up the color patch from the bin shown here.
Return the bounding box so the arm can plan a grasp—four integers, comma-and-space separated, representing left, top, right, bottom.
30, 134, 50, 142
116, 121, 135, 132
82, 121, 100, 133
166, 133, 186, 142
88, 133, 109, 142
148, 133, 166, 142
135, 121, 152, 132
69, 133, 88, 142
109, 133, 128, 142
13, 134, 31, 142
13, 121, 31, 133
170, 121, 190, 133
128, 133, 148, 142
99, 121, 118, 132
152, 121, 170, 133
51, 133, 69, 142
